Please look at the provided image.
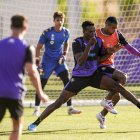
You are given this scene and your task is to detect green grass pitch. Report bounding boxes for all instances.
[0,106,140,140]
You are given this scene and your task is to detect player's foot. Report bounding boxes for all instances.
[96,113,106,129]
[68,107,82,115]
[32,109,40,117]
[100,99,118,114]
[28,123,38,132]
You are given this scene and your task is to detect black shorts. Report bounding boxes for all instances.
[98,66,115,78]
[64,70,104,94]
[0,98,23,121]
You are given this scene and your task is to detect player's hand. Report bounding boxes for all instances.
[37,65,44,76]
[88,36,97,46]
[36,57,40,66]
[39,92,49,103]
[58,55,66,64]
[106,43,122,54]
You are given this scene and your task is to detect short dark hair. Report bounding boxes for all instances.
[53,11,65,20]
[105,16,118,25]
[82,21,94,30]
[11,14,28,29]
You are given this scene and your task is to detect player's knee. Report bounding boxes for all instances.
[120,73,127,85]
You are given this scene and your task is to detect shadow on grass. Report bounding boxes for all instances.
[1,129,140,136]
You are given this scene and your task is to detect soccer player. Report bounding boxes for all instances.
[0,15,48,140]
[96,16,140,129]
[28,21,140,132]
[33,11,81,116]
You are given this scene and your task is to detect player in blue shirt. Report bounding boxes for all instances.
[0,15,48,140]
[28,21,140,132]
[33,11,81,116]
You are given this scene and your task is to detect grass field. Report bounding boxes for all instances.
[0,106,140,140]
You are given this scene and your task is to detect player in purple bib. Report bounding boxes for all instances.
[0,14,48,140]
[28,21,140,132]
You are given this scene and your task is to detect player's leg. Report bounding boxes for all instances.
[58,70,82,115]
[96,67,126,128]
[101,69,127,114]
[10,117,23,140]
[0,98,7,122]
[28,76,89,131]
[33,63,54,116]
[8,99,23,140]
[99,74,140,108]
[33,78,48,116]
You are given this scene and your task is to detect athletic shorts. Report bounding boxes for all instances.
[0,98,23,121]
[41,62,68,79]
[98,66,115,78]
[64,70,104,94]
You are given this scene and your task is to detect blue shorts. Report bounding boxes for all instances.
[41,62,68,79]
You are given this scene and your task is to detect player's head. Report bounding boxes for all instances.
[105,16,118,35]
[53,11,65,29]
[11,14,28,37]
[11,15,28,38]
[82,21,95,39]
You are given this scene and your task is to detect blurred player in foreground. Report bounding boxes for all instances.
[0,14,48,140]
[28,21,140,132]
[96,16,140,129]
[33,11,81,116]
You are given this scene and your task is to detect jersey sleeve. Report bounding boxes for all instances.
[38,30,48,44]
[72,39,83,55]
[117,30,129,45]
[65,29,70,42]
[24,45,35,64]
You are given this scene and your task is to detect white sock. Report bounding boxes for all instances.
[35,106,40,110]
[68,106,73,109]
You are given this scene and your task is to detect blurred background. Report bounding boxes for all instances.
[0,0,140,104]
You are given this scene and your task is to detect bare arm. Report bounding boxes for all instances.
[36,43,43,66]
[25,46,49,102]
[63,41,69,58]
[98,43,122,63]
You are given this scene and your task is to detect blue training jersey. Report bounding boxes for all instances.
[0,37,30,99]
[38,27,70,63]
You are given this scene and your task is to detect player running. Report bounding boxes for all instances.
[96,16,140,129]
[28,21,140,132]
[0,14,48,140]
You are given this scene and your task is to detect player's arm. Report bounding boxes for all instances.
[97,41,118,63]
[63,29,70,59]
[63,40,69,59]
[98,47,113,63]
[36,43,43,66]
[24,45,49,102]
[73,37,97,66]
[36,30,48,65]
[118,31,140,56]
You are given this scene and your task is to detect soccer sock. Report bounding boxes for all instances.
[35,106,40,110]
[68,106,73,109]
[136,104,140,109]
[33,117,42,126]
[67,99,72,106]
